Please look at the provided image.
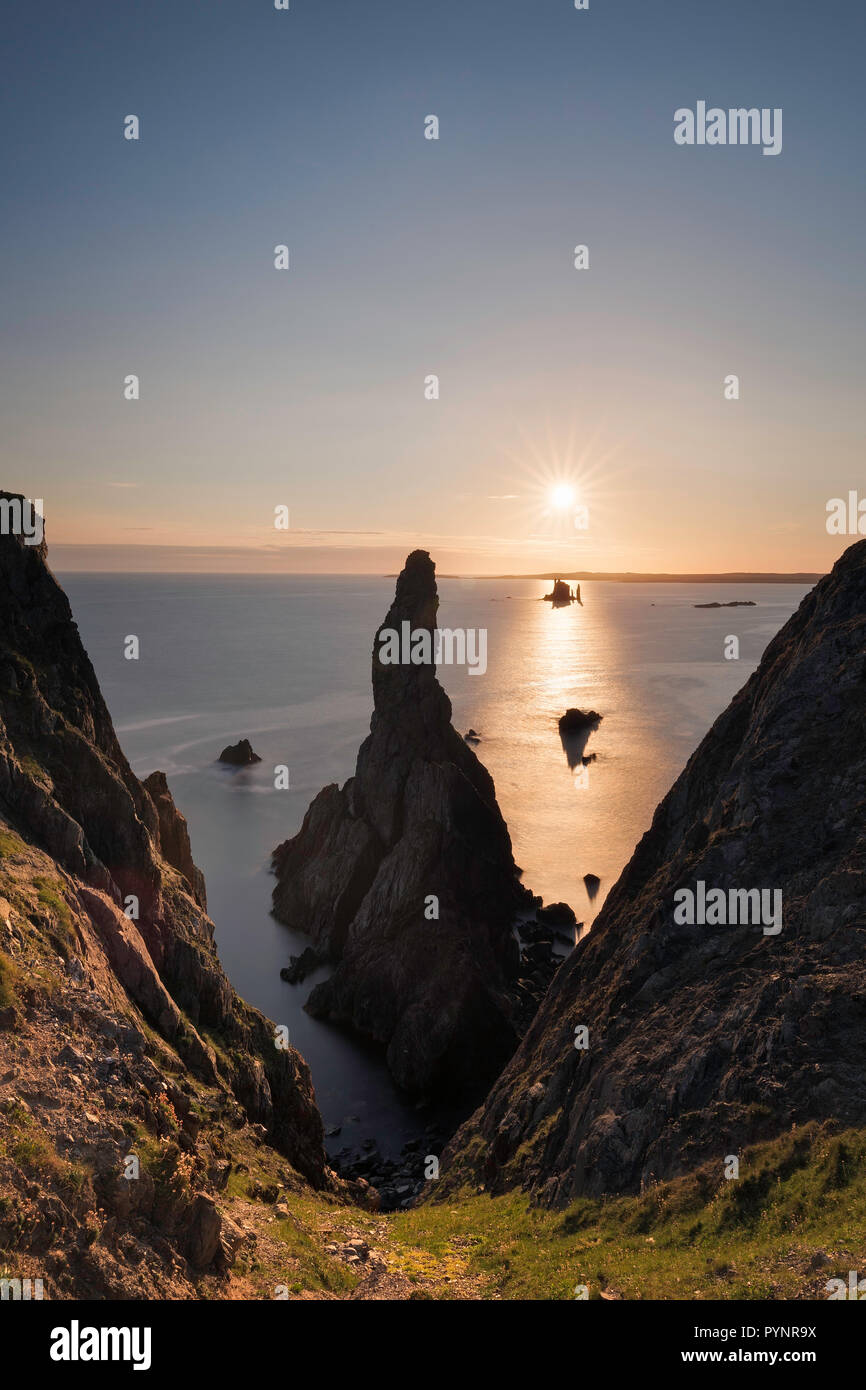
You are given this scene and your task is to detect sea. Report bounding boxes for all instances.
[60,573,810,1158]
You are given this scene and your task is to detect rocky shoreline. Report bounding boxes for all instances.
[329,1125,453,1212]
[283,893,574,1210]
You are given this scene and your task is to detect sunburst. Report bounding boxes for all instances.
[501,419,632,548]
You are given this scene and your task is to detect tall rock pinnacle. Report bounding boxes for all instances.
[272,550,531,1101]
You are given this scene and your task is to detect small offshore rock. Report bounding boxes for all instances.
[280,946,322,984]
[558,708,602,734]
[217,739,261,766]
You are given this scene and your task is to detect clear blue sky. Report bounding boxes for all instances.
[3,0,864,571]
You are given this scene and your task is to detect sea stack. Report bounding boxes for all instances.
[271,550,532,1100]
[543,578,574,606]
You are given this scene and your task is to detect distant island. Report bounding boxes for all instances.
[385,570,823,583]
[542,578,581,606]
[694,600,757,608]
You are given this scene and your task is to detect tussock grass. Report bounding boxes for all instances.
[0,951,21,1011]
[392,1124,866,1300]
[0,830,25,861]
[0,1100,88,1193]
[32,875,76,952]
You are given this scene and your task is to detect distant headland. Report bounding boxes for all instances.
[386,570,824,583]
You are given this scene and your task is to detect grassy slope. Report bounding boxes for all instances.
[3,824,864,1300]
[390,1124,866,1299]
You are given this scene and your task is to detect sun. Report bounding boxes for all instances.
[549,484,576,512]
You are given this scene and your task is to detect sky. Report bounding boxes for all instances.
[2,0,864,574]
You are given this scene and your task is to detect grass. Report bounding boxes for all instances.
[209,1143,360,1297]
[0,951,21,1011]
[390,1123,866,1300]
[0,830,25,861]
[32,875,75,951]
[271,1214,359,1296]
[0,1101,88,1193]
[131,1130,196,1196]
[19,755,50,787]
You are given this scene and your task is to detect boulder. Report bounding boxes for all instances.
[185,1193,223,1269]
[537,902,577,927]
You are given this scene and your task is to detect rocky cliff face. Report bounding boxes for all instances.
[440,540,866,1204]
[141,771,208,912]
[0,495,331,1291]
[272,550,534,1101]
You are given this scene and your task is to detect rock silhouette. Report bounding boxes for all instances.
[271,550,535,1101]
[558,709,602,770]
[217,739,261,766]
[542,578,576,606]
[558,709,602,733]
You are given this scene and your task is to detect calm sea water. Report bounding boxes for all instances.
[61,573,810,1156]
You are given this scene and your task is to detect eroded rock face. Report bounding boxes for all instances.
[142,771,207,910]
[0,495,326,1188]
[272,550,530,1101]
[440,540,866,1205]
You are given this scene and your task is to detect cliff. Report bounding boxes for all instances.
[272,550,540,1101]
[0,495,330,1295]
[439,539,866,1204]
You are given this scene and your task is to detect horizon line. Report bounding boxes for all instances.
[46,541,826,584]
[52,566,825,584]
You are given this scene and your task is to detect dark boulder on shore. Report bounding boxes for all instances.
[217,738,261,766]
[271,549,535,1103]
[537,901,577,927]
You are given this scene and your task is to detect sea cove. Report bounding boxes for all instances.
[62,571,809,1160]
